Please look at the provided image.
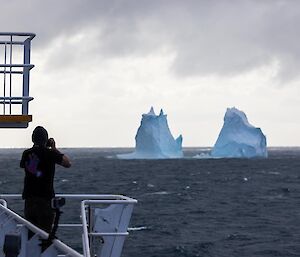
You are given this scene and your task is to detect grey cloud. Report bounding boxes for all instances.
[169,0,300,82]
[2,0,300,82]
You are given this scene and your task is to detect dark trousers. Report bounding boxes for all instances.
[24,197,54,233]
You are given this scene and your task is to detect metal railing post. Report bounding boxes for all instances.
[9,35,12,114]
[22,38,31,115]
[3,42,7,114]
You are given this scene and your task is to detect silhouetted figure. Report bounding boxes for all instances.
[20,126,71,234]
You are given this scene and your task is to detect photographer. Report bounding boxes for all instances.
[20,126,71,233]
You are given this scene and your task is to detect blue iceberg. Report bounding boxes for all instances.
[211,107,267,158]
[117,107,183,159]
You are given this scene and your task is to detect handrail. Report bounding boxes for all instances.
[0,204,83,257]
[0,199,7,207]
[89,232,128,236]
[0,41,27,45]
[0,194,137,201]
[0,97,34,100]
[0,64,34,69]
[80,198,137,257]
[0,32,36,40]
[81,201,91,257]
[0,194,137,257]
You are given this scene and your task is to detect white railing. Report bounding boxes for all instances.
[80,197,137,257]
[0,32,35,116]
[0,194,137,257]
[0,202,82,257]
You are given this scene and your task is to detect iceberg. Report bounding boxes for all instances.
[117,107,183,159]
[211,107,267,158]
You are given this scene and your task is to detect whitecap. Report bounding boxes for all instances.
[268,171,280,175]
[128,226,148,231]
[149,191,170,195]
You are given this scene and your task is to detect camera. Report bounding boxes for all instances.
[51,197,66,209]
[46,139,51,148]
[46,138,55,148]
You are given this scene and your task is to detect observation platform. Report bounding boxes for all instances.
[0,32,35,128]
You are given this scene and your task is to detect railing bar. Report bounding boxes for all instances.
[0,101,22,104]
[87,204,92,255]
[58,224,83,227]
[83,199,137,204]
[16,223,82,228]
[0,96,33,99]
[82,234,88,257]
[0,32,36,37]
[81,201,91,257]
[0,99,33,105]
[0,64,34,68]
[9,35,12,114]
[89,232,128,236]
[0,199,7,207]
[0,194,137,202]
[3,42,6,115]
[0,71,23,74]
[0,41,25,45]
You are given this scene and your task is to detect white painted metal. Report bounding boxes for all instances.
[0,200,7,207]
[81,198,136,257]
[0,204,83,257]
[0,194,137,257]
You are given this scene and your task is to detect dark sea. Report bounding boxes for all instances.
[0,147,300,257]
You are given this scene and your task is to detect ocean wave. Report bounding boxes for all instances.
[147,191,171,195]
[128,226,148,231]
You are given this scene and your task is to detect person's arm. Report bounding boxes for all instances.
[20,151,26,168]
[61,154,71,168]
[47,138,71,168]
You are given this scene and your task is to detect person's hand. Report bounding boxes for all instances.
[47,138,56,149]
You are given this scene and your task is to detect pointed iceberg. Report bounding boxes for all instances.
[117,107,183,159]
[211,107,267,158]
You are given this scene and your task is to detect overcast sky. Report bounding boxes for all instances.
[0,0,299,147]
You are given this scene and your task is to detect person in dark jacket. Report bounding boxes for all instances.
[20,126,71,233]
